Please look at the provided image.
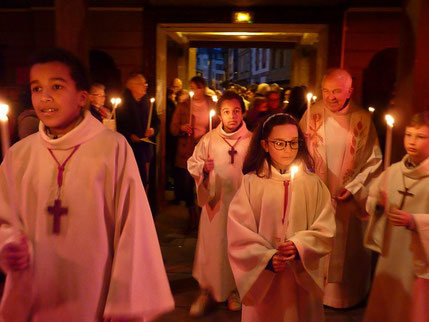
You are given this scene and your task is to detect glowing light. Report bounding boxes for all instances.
[368,106,375,113]
[150,97,155,103]
[189,91,194,98]
[0,103,9,121]
[385,114,395,128]
[233,11,253,23]
[212,95,218,103]
[290,165,299,181]
[306,93,313,102]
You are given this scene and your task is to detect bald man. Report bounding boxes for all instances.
[300,68,382,308]
[116,73,159,189]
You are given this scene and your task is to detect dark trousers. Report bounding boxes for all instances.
[173,167,195,207]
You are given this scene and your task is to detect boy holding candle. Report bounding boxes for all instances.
[187,90,252,317]
[364,111,429,322]
[0,48,174,321]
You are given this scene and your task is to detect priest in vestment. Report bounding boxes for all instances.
[364,113,429,322]
[228,162,335,322]
[300,68,382,308]
[187,91,252,315]
[0,111,174,321]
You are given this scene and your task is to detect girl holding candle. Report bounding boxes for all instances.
[227,113,336,322]
[187,90,252,317]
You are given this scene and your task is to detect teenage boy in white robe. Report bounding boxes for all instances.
[228,113,336,322]
[0,48,174,322]
[364,111,429,322]
[187,90,252,317]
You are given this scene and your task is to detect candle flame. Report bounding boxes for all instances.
[290,165,299,180]
[312,95,317,102]
[150,97,155,103]
[111,98,121,107]
[212,95,218,103]
[385,114,395,127]
[189,91,194,98]
[306,93,313,102]
[368,106,375,113]
[0,103,9,118]
[209,109,216,117]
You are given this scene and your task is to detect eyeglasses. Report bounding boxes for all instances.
[267,139,302,150]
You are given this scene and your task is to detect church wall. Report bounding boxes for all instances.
[342,10,402,105]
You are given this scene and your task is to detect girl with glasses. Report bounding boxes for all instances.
[227,113,336,322]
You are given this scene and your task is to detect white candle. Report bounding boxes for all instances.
[147,98,155,132]
[384,114,395,170]
[189,91,194,124]
[209,109,216,132]
[0,103,10,157]
[306,92,313,133]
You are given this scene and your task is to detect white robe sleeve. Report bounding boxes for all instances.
[364,170,388,254]
[103,141,174,320]
[227,176,278,306]
[412,214,429,279]
[287,178,336,296]
[0,151,34,322]
[344,122,383,203]
[187,134,215,206]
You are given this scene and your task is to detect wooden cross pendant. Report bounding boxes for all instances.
[398,188,414,210]
[228,147,238,164]
[47,199,68,234]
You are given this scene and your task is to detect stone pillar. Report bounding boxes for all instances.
[55,0,89,64]
[391,0,429,162]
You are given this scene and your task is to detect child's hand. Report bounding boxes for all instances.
[130,134,141,143]
[277,240,298,260]
[272,253,288,273]
[0,236,30,271]
[203,159,214,174]
[336,188,352,201]
[180,124,193,135]
[144,128,155,138]
[387,207,415,229]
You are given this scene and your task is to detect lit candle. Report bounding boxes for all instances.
[189,91,194,124]
[312,95,317,103]
[209,109,216,132]
[368,106,375,114]
[146,98,155,132]
[384,114,395,170]
[0,103,10,157]
[110,97,122,119]
[212,95,218,103]
[290,165,299,181]
[306,92,313,133]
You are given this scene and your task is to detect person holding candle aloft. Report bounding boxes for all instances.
[170,76,215,229]
[227,113,335,322]
[0,48,174,321]
[299,68,383,308]
[364,111,429,322]
[116,73,159,190]
[187,90,252,317]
